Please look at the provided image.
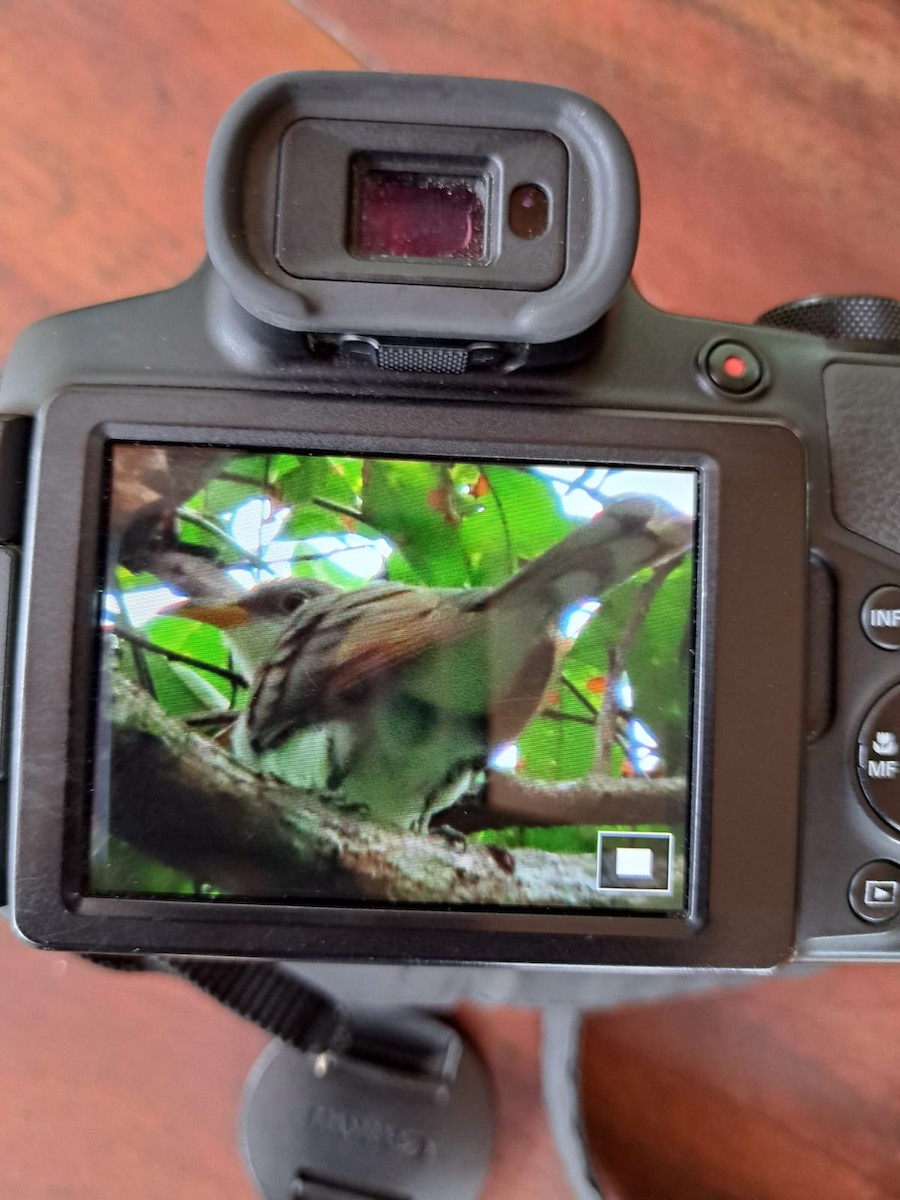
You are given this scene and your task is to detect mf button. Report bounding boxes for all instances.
[849,861,900,923]
[861,586,900,649]
[858,685,900,829]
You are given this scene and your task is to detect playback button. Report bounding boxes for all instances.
[849,861,900,923]
[857,685,900,830]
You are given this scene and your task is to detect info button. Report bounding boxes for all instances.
[861,586,900,649]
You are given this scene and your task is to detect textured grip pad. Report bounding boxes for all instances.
[824,364,900,554]
[761,296,900,345]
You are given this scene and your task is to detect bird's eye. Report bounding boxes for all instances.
[279,592,306,614]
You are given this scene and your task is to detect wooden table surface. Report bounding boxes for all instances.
[2,3,900,1197]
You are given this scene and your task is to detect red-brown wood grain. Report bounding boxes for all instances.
[2,2,900,1198]
[0,924,264,1199]
[0,0,357,353]
[0,924,571,1199]
[293,0,900,322]
[582,966,900,1199]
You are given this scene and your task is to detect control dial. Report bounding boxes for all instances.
[756,295,900,350]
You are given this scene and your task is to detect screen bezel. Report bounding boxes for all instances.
[11,387,807,967]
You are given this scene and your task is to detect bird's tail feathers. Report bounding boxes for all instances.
[484,496,693,616]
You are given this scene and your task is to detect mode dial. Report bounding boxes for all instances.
[756,295,900,351]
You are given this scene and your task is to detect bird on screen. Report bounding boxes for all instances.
[172,497,692,831]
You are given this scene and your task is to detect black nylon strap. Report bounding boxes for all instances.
[160,958,352,1056]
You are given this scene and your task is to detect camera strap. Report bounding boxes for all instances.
[160,957,352,1057]
[158,957,495,1200]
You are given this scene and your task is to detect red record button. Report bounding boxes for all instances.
[703,340,764,396]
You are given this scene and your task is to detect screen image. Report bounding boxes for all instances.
[91,446,698,914]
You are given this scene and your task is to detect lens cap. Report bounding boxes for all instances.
[240,1015,493,1200]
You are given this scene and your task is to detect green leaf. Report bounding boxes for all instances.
[293,544,372,591]
[91,836,199,896]
[482,466,579,559]
[362,459,470,587]
[143,615,230,669]
[625,558,694,774]
[174,518,225,553]
[204,480,265,515]
[457,465,581,588]
[326,456,364,499]
[114,566,160,592]
[220,453,270,483]
[270,454,304,481]
[136,615,235,716]
[169,662,231,711]
[319,459,365,511]
[516,710,596,783]
[278,458,331,508]
[458,487,514,587]
[566,570,649,670]
[144,656,210,717]
[472,825,599,854]
[385,552,425,585]
[283,504,348,540]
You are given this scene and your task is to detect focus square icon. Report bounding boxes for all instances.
[596,832,674,895]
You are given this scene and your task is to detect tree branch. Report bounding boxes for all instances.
[592,558,680,776]
[112,626,247,688]
[441,771,686,833]
[312,496,364,522]
[175,507,272,570]
[108,676,679,907]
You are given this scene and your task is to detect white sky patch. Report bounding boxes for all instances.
[229,498,291,551]
[559,598,601,639]
[584,468,609,490]
[550,480,604,522]
[263,539,300,568]
[535,464,697,523]
[598,470,696,516]
[489,742,519,772]
[118,585,184,628]
[110,509,395,625]
[632,746,662,775]
[620,720,661,775]
[630,719,659,749]
[616,675,635,710]
[304,533,393,581]
[226,567,271,591]
[534,466,589,483]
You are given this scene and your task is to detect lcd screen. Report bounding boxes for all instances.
[89,446,698,914]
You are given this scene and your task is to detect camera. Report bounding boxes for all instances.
[4,71,900,973]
